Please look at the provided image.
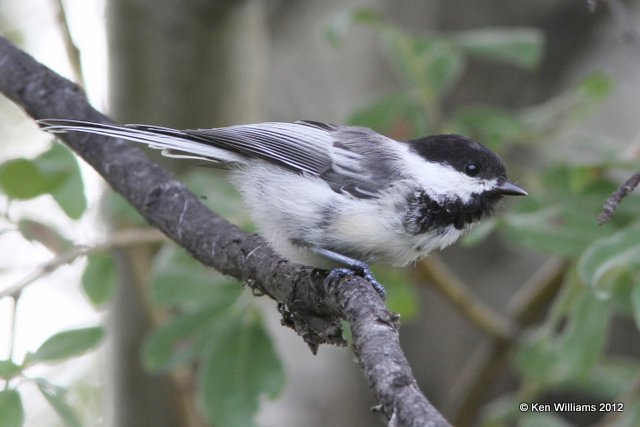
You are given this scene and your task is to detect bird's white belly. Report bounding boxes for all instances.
[232,164,467,268]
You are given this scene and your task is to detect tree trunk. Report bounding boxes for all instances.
[104,1,266,426]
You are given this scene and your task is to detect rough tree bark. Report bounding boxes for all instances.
[0,36,451,427]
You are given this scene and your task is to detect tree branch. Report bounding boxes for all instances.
[446,257,567,425]
[0,228,165,299]
[0,36,450,426]
[597,170,640,225]
[415,255,515,341]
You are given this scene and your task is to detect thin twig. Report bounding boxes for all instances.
[53,0,85,86]
[415,254,515,342]
[3,295,18,390]
[7,296,18,359]
[0,228,165,299]
[597,170,640,225]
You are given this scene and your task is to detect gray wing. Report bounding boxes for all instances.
[39,119,399,199]
[182,121,335,175]
[315,124,400,199]
[186,120,399,199]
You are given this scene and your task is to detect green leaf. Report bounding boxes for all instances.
[578,227,640,295]
[324,8,385,48]
[18,218,73,254]
[150,246,242,307]
[349,7,385,26]
[502,164,616,257]
[200,314,284,427]
[556,291,611,378]
[514,280,612,388]
[81,254,116,307]
[143,308,216,371]
[0,389,24,427]
[454,27,544,70]
[371,267,419,320]
[604,270,637,315]
[570,357,640,400]
[503,206,602,257]
[514,330,561,387]
[36,379,82,427]
[0,142,86,219]
[30,326,104,363]
[348,91,429,138]
[35,142,87,219]
[446,106,525,150]
[386,281,420,321]
[145,246,244,370]
[385,32,464,99]
[0,360,22,380]
[0,158,65,199]
[577,71,612,104]
[142,299,239,372]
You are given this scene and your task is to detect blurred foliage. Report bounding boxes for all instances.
[81,253,116,307]
[0,389,24,427]
[0,140,98,426]
[2,5,640,427]
[328,7,640,427]
[143,247,284,427]
[327,8,545,136]
[0,138,283,427]
[0,142,86,218]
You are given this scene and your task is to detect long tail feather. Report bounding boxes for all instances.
[38,119,246,164]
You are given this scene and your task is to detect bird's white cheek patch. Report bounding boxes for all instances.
[411,162,497,203]
[392,144,499,202]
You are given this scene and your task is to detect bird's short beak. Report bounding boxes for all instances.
[499,180,528,196]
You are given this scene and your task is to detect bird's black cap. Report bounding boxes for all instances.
[408,134,507,181]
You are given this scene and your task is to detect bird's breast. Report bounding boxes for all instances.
[402,190,498,235]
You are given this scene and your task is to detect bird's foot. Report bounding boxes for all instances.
[304,245,387,299]
[326,266,386,300]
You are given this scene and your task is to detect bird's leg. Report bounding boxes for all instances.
[310,247,386,299]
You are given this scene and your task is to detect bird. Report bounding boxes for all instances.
[38,119,527,298]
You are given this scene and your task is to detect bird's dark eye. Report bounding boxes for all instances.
[464,162,480,177]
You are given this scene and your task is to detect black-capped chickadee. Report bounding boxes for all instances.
[39,119,527,298]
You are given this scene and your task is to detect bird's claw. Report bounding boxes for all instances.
[326,267,387,300]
